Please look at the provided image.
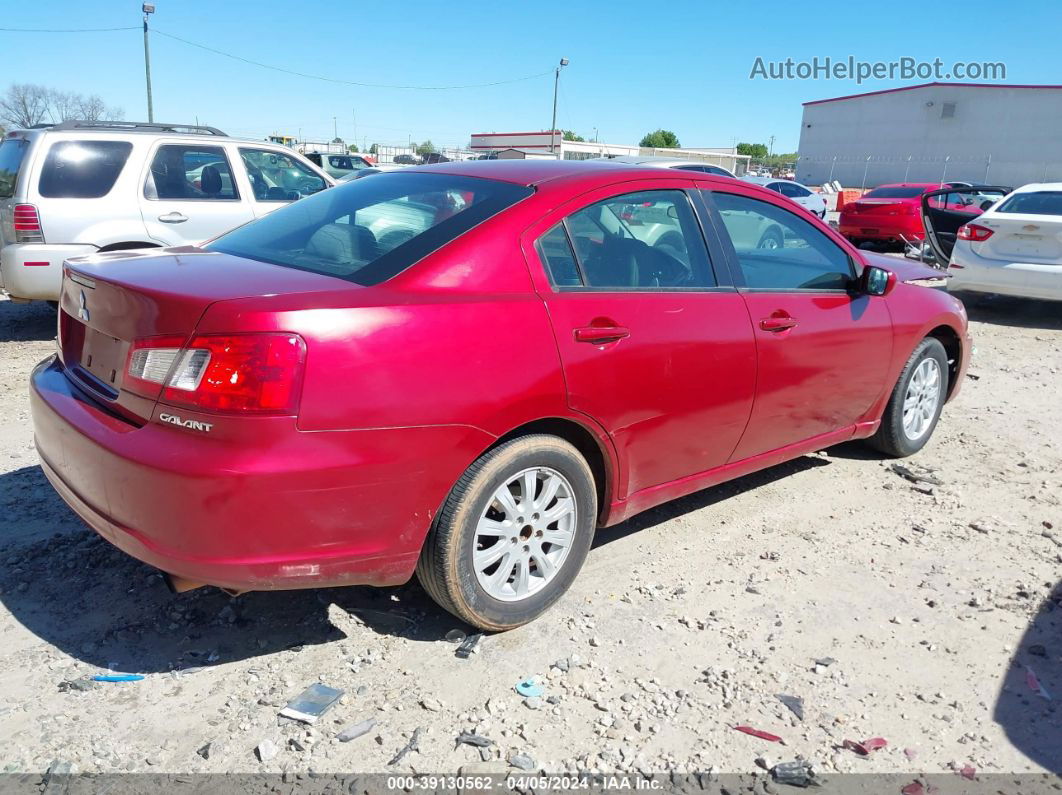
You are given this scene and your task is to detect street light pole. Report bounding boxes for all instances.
[142,3,155,122]
[550,57,569,155]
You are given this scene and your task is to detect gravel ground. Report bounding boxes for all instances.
[0,288,1059,780]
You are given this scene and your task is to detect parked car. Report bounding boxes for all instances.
[838,183,956,248]
[336,165,402,182]
[393,154,419,165]
[594,154,736,178]
[742,176,827,218]
[0,120,333,303]
[922,182,1061,301]
[31,160,969,630]
[303,152,374,179]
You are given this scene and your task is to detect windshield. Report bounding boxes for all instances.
[995,191,1062,216]
[0,138,29,199]
[863,186,927,199]
[207,172,532,286]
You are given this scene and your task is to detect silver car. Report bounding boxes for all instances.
[0,120,332,303]
[741,176,827,219]
[593,154,736,178]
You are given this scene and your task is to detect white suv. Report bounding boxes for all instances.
[0,120,333,302]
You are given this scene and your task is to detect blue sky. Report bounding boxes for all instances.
[0,1,1052,152]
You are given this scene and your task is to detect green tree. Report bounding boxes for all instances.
[639,129,680,148]
[562,130,585,142]
[348,143,359,153]
[368,143,378,155]
[736,142,769,159]
[415,139,435,156]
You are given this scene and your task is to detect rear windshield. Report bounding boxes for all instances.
[207,172,533,286]
[39,140,133,198]
[863,186,926,199]
[995,191,1062,216]
[0,138,29,199]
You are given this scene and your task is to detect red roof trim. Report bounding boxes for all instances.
[470,131,559,138]
[803,82,1062,106]
[470,144,554,150]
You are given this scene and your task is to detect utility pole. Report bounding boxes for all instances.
[142,3,155,122]
[333,116,338,141]
[768,135,775,157]
[550,57,569,155]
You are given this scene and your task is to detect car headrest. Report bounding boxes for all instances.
[200,165,222,196]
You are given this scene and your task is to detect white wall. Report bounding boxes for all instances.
[796,85,1062,188]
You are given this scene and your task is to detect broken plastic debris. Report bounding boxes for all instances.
[456,633,482,659]
[388,727,423,766]
[515,678,544,698]
[337,718,377,743]
[1025,665,1052,700]
[890,464,943,486]
[278,683,343,724]
[91,674,144,683]
[842,737,887,756]
[732,725,784,744]
[958,764,976,780]
[770,759,815,787]
[776,693,805,721]
[456,732,493,748]
[814,657,837,667]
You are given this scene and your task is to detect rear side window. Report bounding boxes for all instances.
[207,172,532,286]
[146,145,239,200]
[0,138,29,199]
[995,191,1062,216]
[38,140,132,199]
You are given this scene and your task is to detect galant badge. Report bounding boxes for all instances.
[158,413,213,433]
[77,290,90,323]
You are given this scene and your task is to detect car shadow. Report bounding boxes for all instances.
[992,578,1062,773]
[0,298,56,342]
[955,291,1062,331]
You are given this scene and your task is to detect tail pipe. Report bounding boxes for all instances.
[162,572,246,598]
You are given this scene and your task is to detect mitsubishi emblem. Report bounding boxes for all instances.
[77,290,90,323]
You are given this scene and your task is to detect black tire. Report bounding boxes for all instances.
[756,227,784,249]
[867,337,949,458]
[416,435,597,631]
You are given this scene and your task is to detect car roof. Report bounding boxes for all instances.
[402,158,722,186]
[1010,182,1062,193]
[869,182,940,189]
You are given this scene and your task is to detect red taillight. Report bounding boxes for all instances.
[126,333,306,414]
[13,204,44,243]
[957,223,994,242]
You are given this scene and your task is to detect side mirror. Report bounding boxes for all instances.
[979,199,995,211]
[858,265,894,296]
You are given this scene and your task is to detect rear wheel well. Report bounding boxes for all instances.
[926,325,962,399]
[490,418,609,522]
[97,242,160,253]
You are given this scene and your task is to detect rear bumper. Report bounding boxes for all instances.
[838,222,923,242]
[948,247,1062,302]
[30,355,490,591]
[1,243,96,301]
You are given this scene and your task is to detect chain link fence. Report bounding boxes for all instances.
[796,154,1062,190]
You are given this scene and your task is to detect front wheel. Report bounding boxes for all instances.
[416,435,597,631]
[866,337,949,457]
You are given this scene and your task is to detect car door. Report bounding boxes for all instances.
[776,181,819,215]
[921,185,1012,262]
[705,188,894,461]
[234,146,330,218]
[521,180,757,499]
[138,141,256,247]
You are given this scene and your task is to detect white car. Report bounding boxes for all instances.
[742,176,827,218]
[945,183,1062,302]
[592,155,736,178]
[0,120,333,303]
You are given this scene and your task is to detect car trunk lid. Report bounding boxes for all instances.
[58,247,359,423]
[974,213,1062,263]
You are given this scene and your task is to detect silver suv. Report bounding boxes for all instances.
[0,120,333,302]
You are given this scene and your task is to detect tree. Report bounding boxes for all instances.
[562,130,584,142]
[368,143,378,155]
[639,129,680,148]
[415,139,435,156]
[736,142,769,159]
[0,83,50,129]
[348,143,359,153]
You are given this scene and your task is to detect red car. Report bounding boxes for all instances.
[31,161,970,630]
[838,182,943,247]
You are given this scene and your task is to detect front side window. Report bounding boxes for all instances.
[995,191,1062,216]
[146,145,238,200]
[239,148,326,201]
[207,172,532,286]
[0,138,29,199]
[711,192,854,291]
[39,140,133,199]
[538,190,715,289]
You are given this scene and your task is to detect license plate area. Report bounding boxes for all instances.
[72,328,127,397]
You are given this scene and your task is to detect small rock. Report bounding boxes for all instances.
[256,739,278,762]
[509,753,536,771]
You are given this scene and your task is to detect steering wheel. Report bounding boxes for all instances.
[649,240,693,286]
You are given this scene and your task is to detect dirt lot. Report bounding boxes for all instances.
[0,287,1059,780]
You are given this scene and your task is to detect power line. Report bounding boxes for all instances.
[152,29,553,91]
[0,25,139,32]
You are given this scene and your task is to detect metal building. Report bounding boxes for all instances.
[796,82,1062,188]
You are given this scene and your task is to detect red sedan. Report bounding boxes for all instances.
[31,160,969,630]
[838,182,943,247]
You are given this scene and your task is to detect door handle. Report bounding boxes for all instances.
[760,316,798,332]
[574,325,630,344]
[158,212,188,224]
